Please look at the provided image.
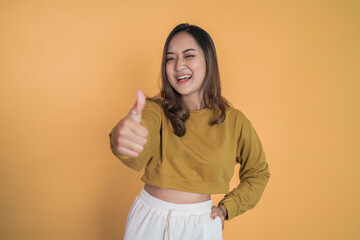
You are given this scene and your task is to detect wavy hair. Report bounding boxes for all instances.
[148,23,230,137]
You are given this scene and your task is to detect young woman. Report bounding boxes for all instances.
[109,23,270,240]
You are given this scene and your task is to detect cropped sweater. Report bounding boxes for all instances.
[109,100,270,220]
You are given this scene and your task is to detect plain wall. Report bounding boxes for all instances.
[1,0,359,239]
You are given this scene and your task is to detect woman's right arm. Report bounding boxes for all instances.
[110,90,148,158]
[109,91,162,171]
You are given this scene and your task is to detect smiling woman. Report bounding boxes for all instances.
[155,24,230,137]
[165,32,207,108]
[109,23,270,240]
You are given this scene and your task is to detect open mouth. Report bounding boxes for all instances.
[176,74,192,83]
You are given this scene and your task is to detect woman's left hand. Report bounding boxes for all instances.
[211,204,228,230]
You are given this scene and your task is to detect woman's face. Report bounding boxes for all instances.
[165,32,206,105]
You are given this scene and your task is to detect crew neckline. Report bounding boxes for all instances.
[189,107,212,116]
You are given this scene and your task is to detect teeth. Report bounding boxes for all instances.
[177,75,192,80]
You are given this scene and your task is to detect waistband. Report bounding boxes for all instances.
[137,187,213,216]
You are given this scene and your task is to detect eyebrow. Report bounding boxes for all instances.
[166,48,196,55]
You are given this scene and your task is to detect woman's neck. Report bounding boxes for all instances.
[182,95,205,111]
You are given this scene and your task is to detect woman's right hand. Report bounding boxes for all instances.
[110,90,149,158]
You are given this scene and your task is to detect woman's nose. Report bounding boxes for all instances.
[175,59,185,71]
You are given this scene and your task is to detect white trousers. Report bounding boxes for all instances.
[123,188,223,240]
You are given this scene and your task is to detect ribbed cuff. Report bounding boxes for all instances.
[218,196,239,220]
[109,133,143,171]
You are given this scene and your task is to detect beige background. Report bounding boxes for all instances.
[1,0,359,239]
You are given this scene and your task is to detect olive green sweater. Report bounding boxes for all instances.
[109,100,270,220]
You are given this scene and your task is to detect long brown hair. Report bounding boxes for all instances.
[149,23,230,137]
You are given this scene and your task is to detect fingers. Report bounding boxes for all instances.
[211,206,225,230]
[211,207,221,219]
[111,90,148,158]
[114,118,148,154]
[129,90,146,123]
[114,134,146,157]
[122,116,149,138]
[135,90,146,115]
[116,139,144,158]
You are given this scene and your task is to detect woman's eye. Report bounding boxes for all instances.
[185,55,195,58]
[166,57,175,62]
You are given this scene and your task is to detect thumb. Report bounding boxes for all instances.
[129,90,146,123]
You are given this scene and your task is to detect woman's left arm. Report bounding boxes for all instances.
[218,122,270,220]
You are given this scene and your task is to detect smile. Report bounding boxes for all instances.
[176,74,192,82]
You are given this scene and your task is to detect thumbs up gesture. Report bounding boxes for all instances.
[110,90,149,158]
[128,90,146,123]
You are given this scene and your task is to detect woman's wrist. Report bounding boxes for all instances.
[218,204,228,219]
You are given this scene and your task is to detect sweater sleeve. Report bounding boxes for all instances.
[219,121,270,220]
[109,100,162,171]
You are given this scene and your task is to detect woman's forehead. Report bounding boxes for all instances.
[167,32,200,53]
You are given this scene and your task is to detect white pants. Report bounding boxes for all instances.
[124,188,223,240]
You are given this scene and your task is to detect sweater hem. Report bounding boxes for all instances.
[141,172,230,194]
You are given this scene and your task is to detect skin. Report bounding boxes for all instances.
[111,32,228,230]
[165,31,207,111]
